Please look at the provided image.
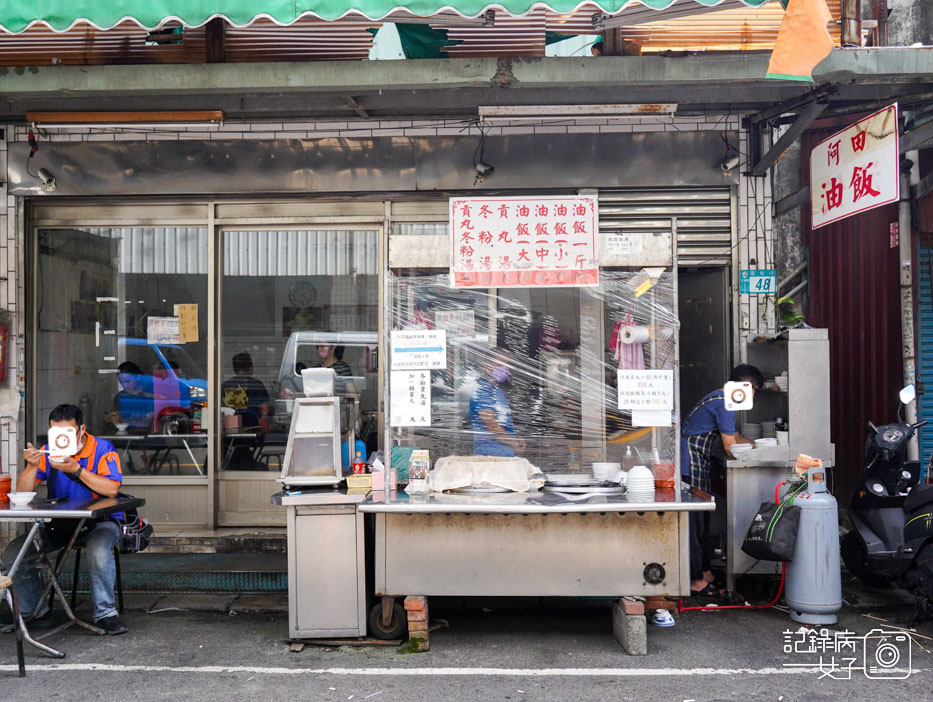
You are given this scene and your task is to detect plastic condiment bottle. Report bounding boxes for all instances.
[352,451,366,475]
[622,446,636,473]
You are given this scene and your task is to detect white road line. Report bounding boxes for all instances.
[0,664,828,676]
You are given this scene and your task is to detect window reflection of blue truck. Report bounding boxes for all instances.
[116,338,207,433]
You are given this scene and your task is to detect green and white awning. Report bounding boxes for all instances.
[2,1,772,33]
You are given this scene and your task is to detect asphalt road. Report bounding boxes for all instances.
[2,597,930,701]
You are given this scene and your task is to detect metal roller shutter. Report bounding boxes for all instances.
[917,243,933,481]
[598,187,733,266]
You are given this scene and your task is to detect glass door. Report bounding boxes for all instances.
[218,227,380,525]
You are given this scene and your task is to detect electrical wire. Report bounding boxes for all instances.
[677,479,805,614]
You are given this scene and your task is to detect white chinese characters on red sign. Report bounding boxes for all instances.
[449,196,598,288]
[810,103,899,230]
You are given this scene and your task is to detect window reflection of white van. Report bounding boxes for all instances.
[274,331,378,424]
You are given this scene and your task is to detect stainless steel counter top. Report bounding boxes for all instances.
[359,488,714,514]
[271,489,368,507]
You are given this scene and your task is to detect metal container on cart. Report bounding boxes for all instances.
[274,385,368,640]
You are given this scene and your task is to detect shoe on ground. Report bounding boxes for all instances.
[0,605,55,629]
[95,615,128,635]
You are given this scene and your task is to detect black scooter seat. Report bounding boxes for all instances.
[904,483,933,513]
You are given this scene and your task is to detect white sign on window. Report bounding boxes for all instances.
[390,371,431,427]
[435,309,475,338]
[618,370,674,411]
[147,317,180,344]
[811,103,899,229]
[604,233,645,256]
[391,330,447,370]
[449,196,599,288]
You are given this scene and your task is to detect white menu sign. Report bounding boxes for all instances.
[391,329,447,370]
[617,370,674,411]
[147,317,180,344]
[450,195,598,288]
[811,103,899,229]
[390,371,431,427]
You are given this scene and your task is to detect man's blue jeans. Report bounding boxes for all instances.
[1,520,121,622]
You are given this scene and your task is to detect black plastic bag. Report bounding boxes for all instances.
[742,496,801,562]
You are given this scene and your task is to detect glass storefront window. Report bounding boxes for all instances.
[220,229,380,472]
[34,227,209,477]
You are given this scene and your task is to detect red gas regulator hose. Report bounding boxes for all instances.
[677,479,795,614]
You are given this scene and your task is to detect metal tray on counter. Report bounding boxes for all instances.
[542,485,626,495]
[447,485,513,494]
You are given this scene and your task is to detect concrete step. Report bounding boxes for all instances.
[62,552,288,594]
[146,527,286,554]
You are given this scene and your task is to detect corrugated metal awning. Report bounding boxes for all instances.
[0,1,829,65]
[1,1,773,33]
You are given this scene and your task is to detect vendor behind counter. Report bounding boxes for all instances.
[469,352,526,457]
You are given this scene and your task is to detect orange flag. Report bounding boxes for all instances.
[766,0,834,82]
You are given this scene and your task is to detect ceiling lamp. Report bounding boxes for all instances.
[26,111,225,129]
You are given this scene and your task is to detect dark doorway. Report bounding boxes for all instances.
[678,267,731,414]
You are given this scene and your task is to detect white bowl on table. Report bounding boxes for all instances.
[8,492,36,507]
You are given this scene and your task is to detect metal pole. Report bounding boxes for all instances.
[900,158,919,460]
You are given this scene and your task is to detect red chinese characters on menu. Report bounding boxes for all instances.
[449,196,599,288]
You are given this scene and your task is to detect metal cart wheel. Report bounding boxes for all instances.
[368,601,406,640]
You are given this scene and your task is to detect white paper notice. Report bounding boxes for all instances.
[391,329,447,370]
[390,371,431,427]
[435,309,475,338]
[617,370,674,411]
[147,317,180,344]
[632,409,673,427]
[604,233,645,256]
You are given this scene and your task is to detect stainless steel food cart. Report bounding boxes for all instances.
[362,489,714,597]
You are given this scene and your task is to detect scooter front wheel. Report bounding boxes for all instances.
[841,530,893,588]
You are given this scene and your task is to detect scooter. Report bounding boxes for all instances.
[842,385,933,619]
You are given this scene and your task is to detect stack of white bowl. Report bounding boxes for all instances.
[741,422,762,440]
[754,437,778,449]
[775,373,789,392]
[731,443,755,456]
[760,420,778,439]
[775,430,789,446]
[626,465,656,502]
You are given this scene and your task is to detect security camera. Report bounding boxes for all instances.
[720,155,740,173]
[37,167,56,192]
[475,161,494,180]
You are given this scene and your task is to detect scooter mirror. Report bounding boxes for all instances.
[899,385,916,406]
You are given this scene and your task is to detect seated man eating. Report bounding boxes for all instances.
[1,404,127,635]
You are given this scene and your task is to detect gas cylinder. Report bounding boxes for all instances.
[785,470,842,625]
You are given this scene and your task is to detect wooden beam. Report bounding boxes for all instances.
[751,101,827,177]
[26,110,224,124]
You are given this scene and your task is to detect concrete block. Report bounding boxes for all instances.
[612,602,647,656]
[620,597,645,616]
[404,595,427,611]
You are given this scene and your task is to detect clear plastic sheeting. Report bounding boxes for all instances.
[387,270,680,479]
